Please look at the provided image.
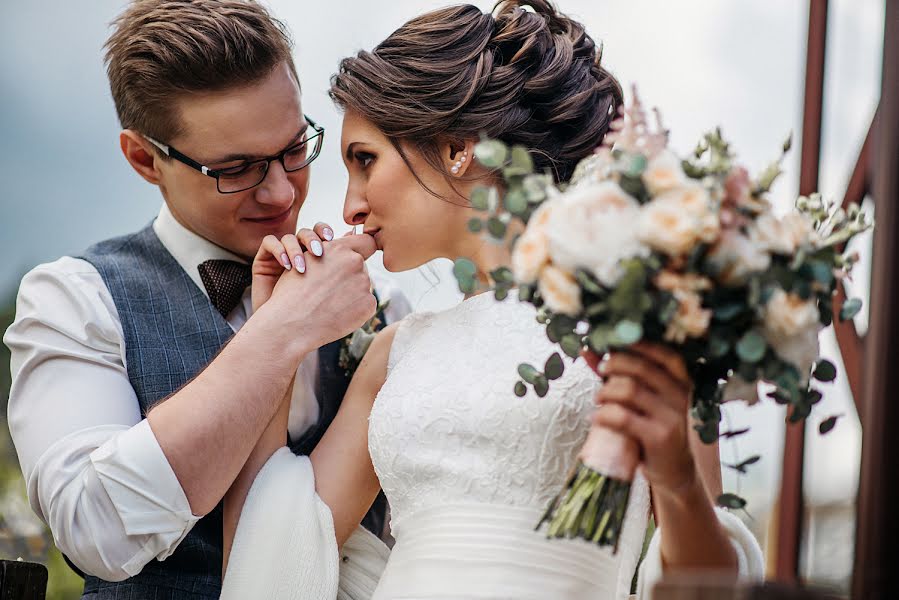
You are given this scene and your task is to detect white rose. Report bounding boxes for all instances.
[763,289,820,339]
[770,327,821,384]
[642,150,688,195]
[546,181,649,286]
[722,375,761,406]
[750,212,817,255]
[637,182,719,257]
[538,265,583,316]
[761,289,821,382]
[511,201,555,284]
[706,229,772,286]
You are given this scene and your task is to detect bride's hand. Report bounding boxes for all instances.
[251,222,335,312]
[584,343,698,496]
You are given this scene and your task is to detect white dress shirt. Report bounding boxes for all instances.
[4,204,409,582]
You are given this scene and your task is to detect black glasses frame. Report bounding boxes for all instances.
[143,115,325,194]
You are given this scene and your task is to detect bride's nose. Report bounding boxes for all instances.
[343,186,369,226]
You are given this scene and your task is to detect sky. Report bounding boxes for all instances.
[0,0,885,577]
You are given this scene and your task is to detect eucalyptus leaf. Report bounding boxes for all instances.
[509,145,534,174]
[736,331,766,363]
[721,428,750,439]
[453,258,477,279]
[514,381,528,398]
[561,334,583,359]
[518,363,539,385]
[470,187,491,211]
[475,139,509,168]
[716,493,747,510]
[587,326,612,354]
[545,353,564,380]
[813,359,837,382]
[467,218,483,233]
[491,266,514,284]
[726,455,761,474]
[819,414,840,434]
[533,374,549,398]
[614,320,643,345]
[839,298,863,322]
[487,216,507,239]
[505,189,528,215]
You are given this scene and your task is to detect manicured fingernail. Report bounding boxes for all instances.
[311,240,323,257]
[598,354,610,374]
[294,255,306,273]
[323,228,334,241]
[280,253,292,270]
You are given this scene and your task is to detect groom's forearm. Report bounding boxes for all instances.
[147,303,314,516]
[222,384,292,576]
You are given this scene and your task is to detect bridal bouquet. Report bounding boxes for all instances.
[454,88,872,549]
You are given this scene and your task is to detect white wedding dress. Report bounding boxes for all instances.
[367,291,651,599]
[223,291,763,600]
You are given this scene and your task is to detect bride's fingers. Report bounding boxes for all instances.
[629,342,690,386]
[592,403,664,450]
[596,375,681,422]
[601,352,689,405]
[312,222,335,242]
[256,234,292,272]
[280,234,306,273]
[297,228,325,257]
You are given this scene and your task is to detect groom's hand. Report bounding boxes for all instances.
[263,232,379,351]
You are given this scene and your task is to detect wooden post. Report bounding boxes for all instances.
[774,0,828,583]
[0,560,48,600]
[851,0,899,596]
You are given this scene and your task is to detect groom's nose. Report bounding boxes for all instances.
[343,188,369,226]
[254,161,297,208]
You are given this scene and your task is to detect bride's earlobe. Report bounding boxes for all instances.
[450,150,468,175]
[448,142,475,177]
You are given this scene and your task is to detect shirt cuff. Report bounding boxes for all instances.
[91,419,200,541]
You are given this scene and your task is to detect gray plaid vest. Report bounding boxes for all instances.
[77,223,385,599]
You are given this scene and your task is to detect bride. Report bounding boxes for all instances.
[222,2,763,598]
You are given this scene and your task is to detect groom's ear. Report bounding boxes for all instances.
[120,130,163,186]
[443,139,476,178]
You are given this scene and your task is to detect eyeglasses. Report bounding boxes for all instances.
[143,115,325,194]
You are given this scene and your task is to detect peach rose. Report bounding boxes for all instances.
[538,265,583,316]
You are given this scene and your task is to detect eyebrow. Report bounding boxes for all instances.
[344,141,363,163]
[208,124,308,165]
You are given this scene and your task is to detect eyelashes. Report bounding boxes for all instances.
[354,151,375,169]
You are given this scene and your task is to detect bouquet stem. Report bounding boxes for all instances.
[538,425,639,551]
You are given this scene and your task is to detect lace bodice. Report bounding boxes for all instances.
[368,292,651,599]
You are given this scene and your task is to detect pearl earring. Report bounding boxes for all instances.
[451,151,468,175]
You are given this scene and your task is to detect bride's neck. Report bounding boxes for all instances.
[454,232,513,298]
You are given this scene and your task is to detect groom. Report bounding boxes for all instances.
[4,1,402,599]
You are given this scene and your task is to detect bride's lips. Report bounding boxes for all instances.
[243,205,294,226]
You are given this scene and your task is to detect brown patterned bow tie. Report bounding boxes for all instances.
[198,259,252,318]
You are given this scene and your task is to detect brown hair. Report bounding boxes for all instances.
[104,0,298,144]
[329,0,623,191]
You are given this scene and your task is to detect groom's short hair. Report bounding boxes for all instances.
[104,0,298,145]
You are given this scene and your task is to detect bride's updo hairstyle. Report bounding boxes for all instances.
[330,0,622,190]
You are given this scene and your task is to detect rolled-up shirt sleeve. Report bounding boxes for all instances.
[4,259,199,581]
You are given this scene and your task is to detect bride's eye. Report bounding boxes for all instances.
[354,151,375,170]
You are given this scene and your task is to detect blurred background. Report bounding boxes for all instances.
[0,1,883,597]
